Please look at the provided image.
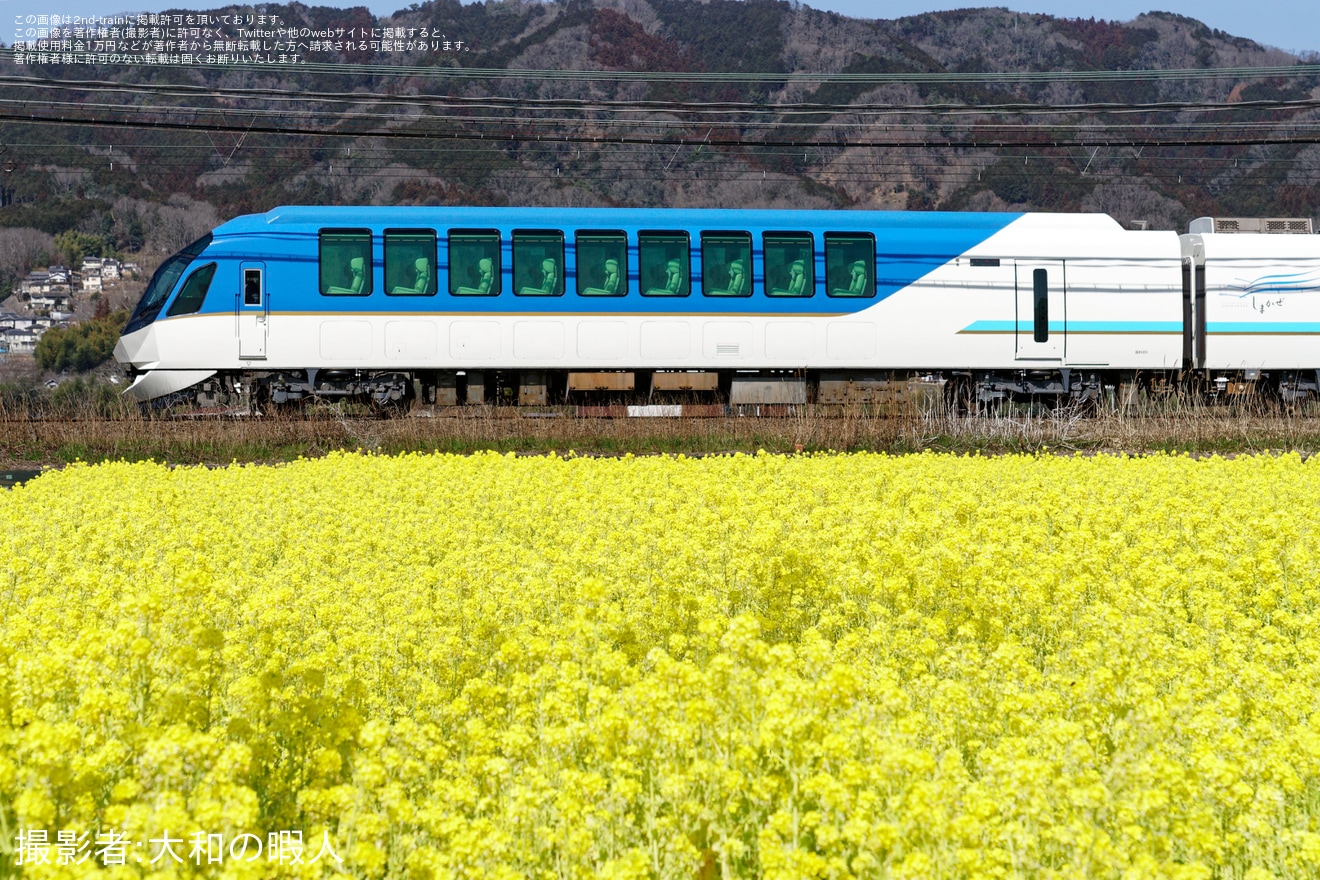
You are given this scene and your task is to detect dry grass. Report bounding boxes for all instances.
[3,398,1320,468]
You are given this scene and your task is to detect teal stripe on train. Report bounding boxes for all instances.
[1207,322,1320,334]
[961,320,1320,334]
[959,321,1182,334]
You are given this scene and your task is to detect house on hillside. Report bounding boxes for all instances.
[20,265,79,305]
[19,270,50,295]
[0,312,36,331]
[82,257,104,292]
[45,266,74,288]
[28,290,71,313]
[1,327,37,354]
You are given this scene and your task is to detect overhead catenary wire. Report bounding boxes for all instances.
[4,96,1319,137]
[1,52,1317,202]
[4,50,1318,84]
[27,137,1320,187]
[3,71,1320,119]
[1,59,1316,157]
[2,106,1318,150]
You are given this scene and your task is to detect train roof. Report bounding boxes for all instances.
[1193,232,1320,257]
[211,206,1130,236]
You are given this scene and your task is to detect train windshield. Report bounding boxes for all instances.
[124,233,213,334]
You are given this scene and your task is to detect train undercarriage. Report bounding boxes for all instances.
[163,366,1320,416]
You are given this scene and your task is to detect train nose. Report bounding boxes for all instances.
[114,325,158,367]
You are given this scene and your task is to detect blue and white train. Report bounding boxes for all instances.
[112,206,1320,409]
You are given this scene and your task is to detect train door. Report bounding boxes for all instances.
[1015,260,1064,360]
[238,262,267,359]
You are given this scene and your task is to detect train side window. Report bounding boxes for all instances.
[320,229,373,296]
[385,229,437,296]
[639,231,690,296]
[1033,268,1049,342]
[764,232,814,297]
[514,230,565,296]
[166,262,217,317]
[450,230,502,296]
[576,231,627,296]
[825,232,875,298]
[701,231,751,297]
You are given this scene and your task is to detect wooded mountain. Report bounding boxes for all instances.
[1,0,1317,272]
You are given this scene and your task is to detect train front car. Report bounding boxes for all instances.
[114,231,222,403]
[114,212,311,409]
[110,205,1196,412]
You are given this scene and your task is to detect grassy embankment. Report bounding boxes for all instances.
[3,395,1320,467]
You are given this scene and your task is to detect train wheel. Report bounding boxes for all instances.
[370,382,414,418]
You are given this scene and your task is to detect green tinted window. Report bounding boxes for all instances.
[764,232,813,297]
[320,229,372,296]
[166,262,217,317]
[701,231,751,297]
[576,231,627,296]
[385,229,436,296]
[514,230,564,296]
[449,230,501,296]
[640,231,689,297]
[825,232,875,298]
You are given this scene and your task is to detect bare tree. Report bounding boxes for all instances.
[1081,180,1187,231]
[0,227,55,283]
[147,196,221,254]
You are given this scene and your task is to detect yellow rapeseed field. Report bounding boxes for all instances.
[1,451,1319,879]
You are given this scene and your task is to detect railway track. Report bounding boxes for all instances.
[1,404,914,423]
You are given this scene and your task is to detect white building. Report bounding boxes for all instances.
[19,270,50,295]
[1,327,37,353]
[28,290,71,313]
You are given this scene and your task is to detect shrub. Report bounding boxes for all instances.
[34,310,128,373]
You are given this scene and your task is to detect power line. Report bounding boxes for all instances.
[4,49,1318,85]
[4,72,1320,120]
[3,106,1318,150]
[23,140,1314,165]
[17,139,1318,177]
[1,53,1315,205]
[4,97,1318,139]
